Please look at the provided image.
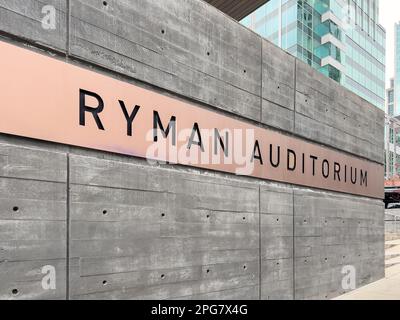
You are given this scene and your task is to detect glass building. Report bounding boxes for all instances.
[385,79,395,176]
[387,78,395,116]
[241,0,386,110]
[385,23,400,178]
[394,22,400,115]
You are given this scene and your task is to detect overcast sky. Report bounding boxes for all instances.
[379,0,400,87]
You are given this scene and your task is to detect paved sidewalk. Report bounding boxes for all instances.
[335,239,400,300]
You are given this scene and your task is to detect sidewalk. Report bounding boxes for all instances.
[335,239,400,300]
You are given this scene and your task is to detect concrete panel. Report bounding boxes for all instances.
[260,183,294,300]
[170,285,259,300]
[261,99,294,133]
[69,0,262,122]
[69,154,260,300]
[0,0,67,52]
[0,143,66,182]
[261,39,295,132]
[293,188,384,300]
[0,144,67,300]
[295,60,384,164]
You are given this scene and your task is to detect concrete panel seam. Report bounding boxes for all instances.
[258,184,261,300]
[292,186,295,300]
[0,31,66,57]
[295,111,382,160]
[67,0,71,58]
[0,175,66,185]
[66,153,70,300]
[294,59,296,132]
[260,36,263,123]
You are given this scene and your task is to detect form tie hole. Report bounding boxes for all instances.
[102,210,107,215]
[103,1,108,6]
[102,280,107,286]
[161,274,165,279]
[12,289,18,295]
[13,206,19,212]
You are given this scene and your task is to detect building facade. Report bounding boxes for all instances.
[384,23,400,178]
[0,0,385,300]
[387,78,395,117]
[393,22,400,116]
[241,0,386,110]
[385,78,400,178]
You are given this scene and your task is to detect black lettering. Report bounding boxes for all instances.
[334,162,341,181]
[351,167,357,185]
[270,145,281,168]
[251,140,263,165]
[153,111,176,146]
[322,160,329,179]
[310,155,318,176]
[188,123,204,151]
[118,101,140,136]
[214,128,229,157]
[360,170,368,187]
[287,149,296,171]
[79,89,105,130]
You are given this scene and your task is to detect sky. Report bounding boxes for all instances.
[379,0,400,87]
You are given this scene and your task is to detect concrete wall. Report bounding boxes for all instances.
[0,0,384,300]
[385,213,400,239]
[385,220,400,237]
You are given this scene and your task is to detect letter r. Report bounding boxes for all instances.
[79,89,105,130]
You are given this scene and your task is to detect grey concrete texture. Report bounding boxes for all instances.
[294,189,384,299]
[69,154,260,299]
[385,219,400,236]
[295,61,385,164]
[0,0,67,52]
[0,0,385,300]
[0,143,67,299]
[70,0,262,122]
[0,137,384,300]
